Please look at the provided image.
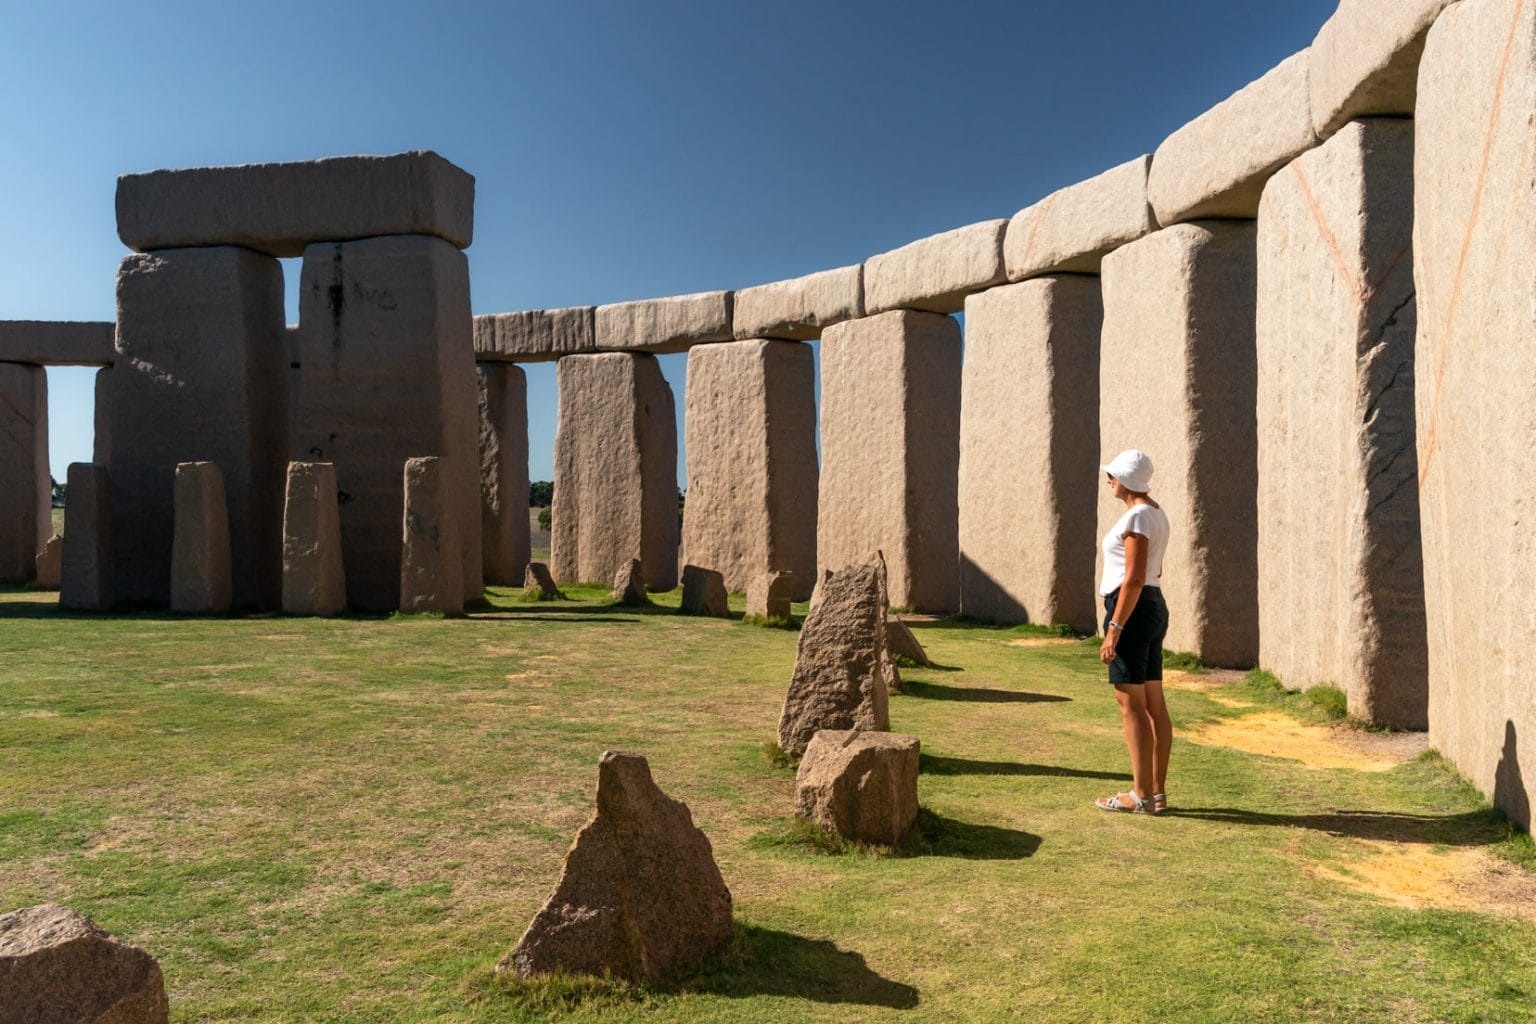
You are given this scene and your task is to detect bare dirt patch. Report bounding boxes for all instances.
[1183,710,1427,772]
[1305,840,1536,918]
[1005,637,1080,648]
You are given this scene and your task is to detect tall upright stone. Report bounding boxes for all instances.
[281,461,346,616]
[960,276,1102,631]
[1414,0,1536,827]
[682,339,817,599]
[61,463,113,611]
[1099,222,1258,667]
[819,310,961,612]
[0,362,48,584]
[551,352,678,590]
[92,365,112,465]
[293,235,481,611]
[1257,119,1425,728]
[478,362,530,586]
[111,246,288,608]
[170,461,233,614]
[400,455,463,615]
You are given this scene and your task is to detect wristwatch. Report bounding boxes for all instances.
[1107,621,1124,632]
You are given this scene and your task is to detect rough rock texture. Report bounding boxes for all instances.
[0,320,115,365]
[863,220,1008,315]
[0,362,49,584]
[777,555,898,757]
[732,265,863,341]
[680,564,730,617]
[885,618,931,667]
[112,247,288,609]
[682,339,817,599]
[612,558,649,606]
[1004,156,1157,280]
[0,902,169,1024]
[400,456,464,615]
[1257,119,1425,729]
[1414,0,1536,828]
[1099,222,1258,667]
[61,463,114,611]
[1309,0,1458,137]
[473,307,595,363]
[746,571,794,619]
[115,151,474,256]
[92,367,112,466]
[819,310,961,612]
[293,235,481,611]
[795,730,920,844]
[959,277,1102,631]
[281,461,347,616]
[551,353,678,590]
[1148,51,1319,225]
[169,462,232,614]
[35,535,62,591]
[501,751,734,982]
[478,363,530,585]
[595,292,733,354]
[523,561,561,599]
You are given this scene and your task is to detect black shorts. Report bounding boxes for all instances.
[1103,586,1169,685]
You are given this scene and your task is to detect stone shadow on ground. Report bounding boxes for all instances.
[911,809,1042,860]
[1173,807,1514,846]
[898,678,1070,704]
[690,925,919,1008]
[920,753,1130,781]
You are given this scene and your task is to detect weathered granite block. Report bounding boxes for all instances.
[679,564,730,617]
[0,362,49,584]
[682,339,817,599]
[0,320,115,365]
[552,353,678,590]
[1309,0,1458,137]
[960,276,1102,631]
[819,310,961,612]
[34,535,62,590]
[93,366,112,465]
[61,463,113,610]
[1414,0,1536,828]
[746,570,794,619]
[294,235,481,611]
[478,363,530,585]
[0,903,169,1024]
[863,220,1008,315]
[595,291,733,353]
[170,461,232,614]
[281,461,346,616]
[400,456,464,615]
[116,150,474,256]
[1004,156,1157,280]
[112,247,288,608]
[732,265,863,341]
[795,730,920,845]
[1148,51,1319,224]
[473,306,595,362]
[1099,222,1258,667]
[1257,119,1424,729]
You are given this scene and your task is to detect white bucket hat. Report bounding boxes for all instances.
[1102,449,1154,493]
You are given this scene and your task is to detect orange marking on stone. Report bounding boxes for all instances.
[1014,193,1054,272]
[1292,162,1365,305]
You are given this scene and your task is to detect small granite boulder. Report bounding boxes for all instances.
[746,571,794,619]
[777,554,898,757]
[0,903,169,1023]
[522,561,562,599]
[795,730,921,844]
[34,535,62,590]
[611,558,649,606]
[886,617,931,667]
[680,564,730,617]
[500,751,734,983]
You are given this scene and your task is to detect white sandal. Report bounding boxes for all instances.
[1095,791,1149,814]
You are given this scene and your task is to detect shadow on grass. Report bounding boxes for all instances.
[915,810,1042,860]
[1173,806,1513,846]
[899,679,1070,704]
[920,753,1130,781]
[692,925,919,1007]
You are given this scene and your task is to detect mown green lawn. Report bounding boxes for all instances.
[1,584,1532,1023]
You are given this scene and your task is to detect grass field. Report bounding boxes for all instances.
[2,584,1534,1023]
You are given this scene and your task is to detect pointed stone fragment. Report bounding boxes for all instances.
[34,535,62,591]
[611,558,648,606]
[0,903,169,1023]
[522,561,561,599]
[886,617,931,668]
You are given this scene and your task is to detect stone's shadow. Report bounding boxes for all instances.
[920,753,1130,781]
[914,810,1041,860]
[692,925,918,1008]
[1172,807,1513,846]
[473,614,641,625]
[1494,720,1530,832]
[898,679,1070,704]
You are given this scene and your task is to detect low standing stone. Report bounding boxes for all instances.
[0,903,169,1023]
[34,534,62,590]
[795,730,921,844]
[500,751,734,983]
[611,558,648,606]
[746,571,794,619]
[523,561,561,599]
[399,456,464,615]
[680,564,730,617]
[886,617,931,667]
[61,463,113,611]
[281,461,346,616]
[170,461,232,614]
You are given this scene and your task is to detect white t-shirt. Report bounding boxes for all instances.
[1100,503,1171,596]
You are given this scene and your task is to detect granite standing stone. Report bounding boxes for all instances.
[682,339,817,599]
[523,561,561,599]
[863,220,1008,315]
[34,535,62,591]
[1257,119,1425,729]
[819,310,961,612]
[959,276,1102,631]
[679,564,730,617]
[1099,223,1258,667]
[61,463,114,611]
[478,363,530,585]
[281,461,347,616]
[293,235,481,611]
[399,456,464,615]
[111,247,288,608]
[551,353,678,590]
[611,558,649,606]
[795,730,921,844]
[0,362,49,584]
[746,571,795,619]
[0,903,169,1024]
[170,461,233,614]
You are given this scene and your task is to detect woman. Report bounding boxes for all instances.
[1094,449,1172,815]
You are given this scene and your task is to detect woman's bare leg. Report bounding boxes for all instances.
[1145,679,1172,795]
[1114,684,1154,800]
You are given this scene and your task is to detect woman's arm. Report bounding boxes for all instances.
[1100,532,1149,664]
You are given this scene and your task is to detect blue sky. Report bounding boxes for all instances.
[0,0,1335,486]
